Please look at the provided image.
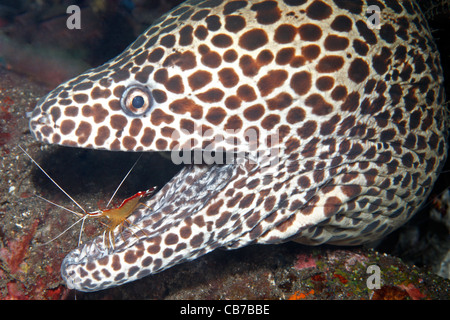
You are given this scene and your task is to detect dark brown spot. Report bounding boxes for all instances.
[324,35,349,51]
[342,185,362,197]
[380,23,396,44]
[224,49,238,62]
[123,136,136,150]
[50,107,61,122]
[197,88,225,102]
[95,126,110,146]
[218,68,239,88]
[333,0,363,14]
[224,115,243,130]
[257,70,288,97]
[111,69,130,83]
[164,51,197,70]
[238,28,269,51]
[148,48,165,62]
[153,69,168,83]
[150,109,174,126]
[140,127,155,146]
[261,114,280,130]
[64,106,78,117]
[73,82,93,91]
[206,199,224,216]
[75,121,92,144]
[353,39,369,56]
[244,104,265,121]
[305,94,333,115]
[169,98,203,119]
[110,115,128,131]
[180,226,192,239]
[330,15,352,32]
[239,194,255,209]
[205,15,221,31]
[188,70,212,91]
[194,25,208,40]
[191,8,210,20]
[147,244,160,254]
[151,90,166,104]
[267,93,292,110]
[60,120,76,135]
[324,196,342,217]
[340,91,360,112]
[190,233,204,248]
[225,15,246,33]
[331,85,347,101]
[135,65,154,83]
[223,1,247,14]
[124,251,138,264]
[302,44,321,60]
[179,25,193,46]
[290,71,312,95]
[165,233,179,245]
[201,51,222,68]
[211,34,233,48]
[316,76,334,91]
[372,47,391,75]
[250,1,281,25]
[205,107,227,125]
[162,248,173,258]
[91,86,111,99]
[306,1,332,20]
[165,75,184,94]
[274,24,297,44]
[73,94,88,104]
[264,196,276,211]
[180,119,194,134]
[298,24,322,41]
[316,55,344,73]
[155,138,168,151]
[112,255,121,271]
[298,175,311,188]
[225,96,241,110]
[348,58,369,83]
[216,211,232,228]
[160,34,176,47]
[286,107,306,124]
[356,20,377,45]
[237,85,257,102]
[276,48,295,65]
[239,55,260,77]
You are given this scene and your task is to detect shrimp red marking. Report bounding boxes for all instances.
[18,145,156,248]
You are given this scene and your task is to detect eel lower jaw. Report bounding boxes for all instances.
[61,161,241,291]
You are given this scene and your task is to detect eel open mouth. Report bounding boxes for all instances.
[61,159,244,291]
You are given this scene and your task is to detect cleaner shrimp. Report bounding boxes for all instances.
[19,145,156,249]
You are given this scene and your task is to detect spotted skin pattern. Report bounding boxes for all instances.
[29,0,447,292]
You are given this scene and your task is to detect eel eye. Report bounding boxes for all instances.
[120,85,152,116]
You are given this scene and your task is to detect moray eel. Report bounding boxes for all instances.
[28,0,447,292]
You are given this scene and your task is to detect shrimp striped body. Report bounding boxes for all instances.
[29,0,447,292]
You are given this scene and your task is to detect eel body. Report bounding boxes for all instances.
[29,0,447,292]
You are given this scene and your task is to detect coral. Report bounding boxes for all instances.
[0,219,38,274]
[5,282,28,300]
[371,286,409,300]
[293,253,316,270]
[398,283,426,300]
[288,289,315,300]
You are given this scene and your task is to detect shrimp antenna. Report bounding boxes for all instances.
[106,153,143,208]
[19,145,87,214]
[34,194,84,218]
[38,215,87,246]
